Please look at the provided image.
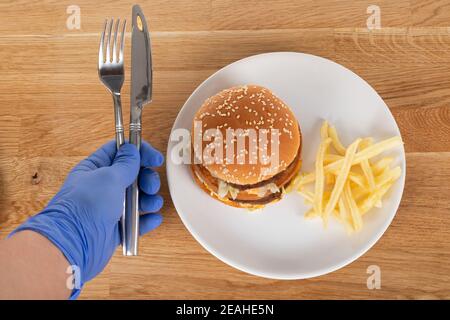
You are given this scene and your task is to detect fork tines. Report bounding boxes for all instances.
[99,18,126,67]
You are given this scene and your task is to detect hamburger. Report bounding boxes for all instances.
[191,85,302,209]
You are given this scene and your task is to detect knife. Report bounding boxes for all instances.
[123,4,152,256]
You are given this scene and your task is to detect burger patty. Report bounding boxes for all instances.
[228,145,302,190]
[191,169,281,207]
[234,191,282,205]
[191,144,302,203]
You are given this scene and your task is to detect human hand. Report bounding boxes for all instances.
[10,140,164,298]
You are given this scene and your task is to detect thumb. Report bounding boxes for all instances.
[109,143,140,188]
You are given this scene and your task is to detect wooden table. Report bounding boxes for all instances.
[0,0,449,299]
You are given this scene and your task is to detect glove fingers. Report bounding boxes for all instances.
[110,143,141,188]
[139,213,163,236]
[139,168,161,195]
[140,141,164,168]
[72,140,116,172]
[71,140,163,173]
[140,193,164,213]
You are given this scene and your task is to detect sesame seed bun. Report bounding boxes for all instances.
[191,85,302,208]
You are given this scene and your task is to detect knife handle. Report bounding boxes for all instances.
[123,123,141,256]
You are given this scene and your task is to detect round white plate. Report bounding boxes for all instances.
[166,52,405,279]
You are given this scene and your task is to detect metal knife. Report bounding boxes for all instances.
[123,4,152,256]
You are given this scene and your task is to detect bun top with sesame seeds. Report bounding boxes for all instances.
[192,85,302,185]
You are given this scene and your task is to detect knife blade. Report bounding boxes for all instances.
[123,4,152,256]
[130,4,152,111]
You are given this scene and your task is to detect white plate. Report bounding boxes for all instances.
[166,52,405,279]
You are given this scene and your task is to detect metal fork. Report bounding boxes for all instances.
[98,18,128,252]
[98,18,127,149]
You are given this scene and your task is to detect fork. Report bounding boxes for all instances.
[98,18,127,253]
[98,18,127,150]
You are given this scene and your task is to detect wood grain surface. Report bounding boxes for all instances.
[0,0,449,299]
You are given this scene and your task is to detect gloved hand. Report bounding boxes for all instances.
[10,140,164,299]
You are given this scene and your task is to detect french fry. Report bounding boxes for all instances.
[323,138,361,225]
[352,166,400,201]
[343,181,363,231]
[297,190,314,203]
[324,154,343,164]
[313,138,332,217]
[359,138,376,191]
[361,160,376,190]
[305,192,335,218]
[322,166,366,188]
[348,172,366,188]
[338,196,353,233]
[305,204,339,219]
[360,169,401,215]
[375,166,401,186]
[320,121,329,140]
[359,182,392,215]
[328,124,347,155]
[353,136,402,164]
[304,209,318,219]
[352,186,371,202]
[372,157,394,175]
[294,136,402,185]
[390,166,402,181]
[326,173,335,185]
[285,172,305,193]
[360,137,374,147]
[293,121,402,233]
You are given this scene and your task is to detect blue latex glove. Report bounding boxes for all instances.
[10,140,164,299]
